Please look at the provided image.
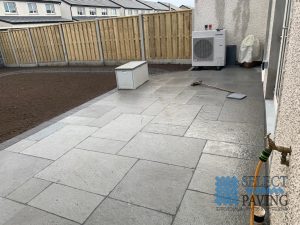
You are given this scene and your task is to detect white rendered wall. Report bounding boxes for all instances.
[71,6,122,17]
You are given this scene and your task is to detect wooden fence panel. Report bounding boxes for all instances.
[10,29,35,65]
[99,16,141,61]
[0,32,16,65]
[30,25,64,63]
[62,21,100,62]
[144,10,192,60]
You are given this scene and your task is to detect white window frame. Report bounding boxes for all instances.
[111,8,117,16]
[4,2,17,14]
[127,9,132,15]
[89,7,96,15]
[77,7,85,15]
[133,9,138,15]
[45,3,55,14]
[28,2,38,14]
[101,8,107,16]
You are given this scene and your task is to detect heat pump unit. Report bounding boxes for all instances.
[192,30,226,68]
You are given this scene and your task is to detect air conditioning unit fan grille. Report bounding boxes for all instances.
[193,38,214,61]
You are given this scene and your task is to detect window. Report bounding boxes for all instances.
[28,2,37,14]
[101,8,107,16]
[4,2,17,13]
[45,3,55,14]
[77,7,85,15]
[111,8,116,15]
[127,9,132,15]
[89,7,96,15]
[133,9,138,15]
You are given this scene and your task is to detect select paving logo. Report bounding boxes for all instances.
[215,176,288,211]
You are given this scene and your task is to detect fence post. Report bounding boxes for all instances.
[59,24,69,64]
[7,29,19,67]
[95,19,105,65]
[27,28,38,66]
[138,14,146,61]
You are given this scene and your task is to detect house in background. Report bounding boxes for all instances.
[0,0,70,28]
[60,0,121,21]
[180,5,192,9]
[136,0,169,13]
[158,2,180,11]
[110,0,152,16]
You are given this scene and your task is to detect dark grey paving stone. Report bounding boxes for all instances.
[85,198,173,225]
[29,184,104,223]
[3,206,78,225]
[185,119,265,146]
[0,197,25,225]
[203,140,262,160]
[119,132,206,168]
[36,149,137,196]
[219,98,265,124]
[189,154,257,195]
[173,191,249,225]
[0,151,52,197]
[7,178,51,204]
[110,160,193,214]
[197,105,223,121]
[152,104,201,127]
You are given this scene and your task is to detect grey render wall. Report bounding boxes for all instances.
[193,0,269,54]
[271,0,300,224]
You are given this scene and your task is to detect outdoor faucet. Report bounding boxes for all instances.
[265,134,292,166]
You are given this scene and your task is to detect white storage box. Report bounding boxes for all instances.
[115,61,149,90]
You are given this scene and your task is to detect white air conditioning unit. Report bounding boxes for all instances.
[192,30,226,68]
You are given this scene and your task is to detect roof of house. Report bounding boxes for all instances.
[158,2,180,10]
[179,5,192,9]
[62,0,120,8]
[109,0,151,10]
[0,16,71,24]
[136,0,169,11]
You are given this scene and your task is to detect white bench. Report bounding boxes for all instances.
[115,61,149,90]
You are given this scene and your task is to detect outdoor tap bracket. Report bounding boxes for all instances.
[265,134,292,166]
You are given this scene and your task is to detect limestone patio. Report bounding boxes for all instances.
[0,67,266,225]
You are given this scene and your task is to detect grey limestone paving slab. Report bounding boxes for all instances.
[187,93,226,106]
[26,122,65,141]
[22,125,98,160]
[153,86,185,96]
[185,119,265,146]
[0,151,52,197]
[92,114,153,142]
[7,178,51,204]
[203,140,261,160]
[3,206,78,225]
[152,104,202,127]
[218,98,265,124]
[36,149,137,195]
[142,123,188,136]
[59,116,96,126]
[85,198,173,225]
[197,105,223,121]
[76,137,127,154]
[110,160,193,214]
[0,197,25,225]
[170,90,197,104]
[173,191,248,225]
[4,139,36,153]
[142,101,168,116]
[29,184,104,223]
[89,108,122,128]
[119,132,206,168]
[73,105,114,118]
[165,78,196,87]
[189,154,256,195]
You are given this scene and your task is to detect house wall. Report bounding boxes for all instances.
[193,0,269,55]
[0,0,61,16]
[60,1,72,20]
[270,0,300,224]
[70,6,122,17]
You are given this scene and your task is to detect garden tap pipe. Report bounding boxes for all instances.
[250,134,292,225]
